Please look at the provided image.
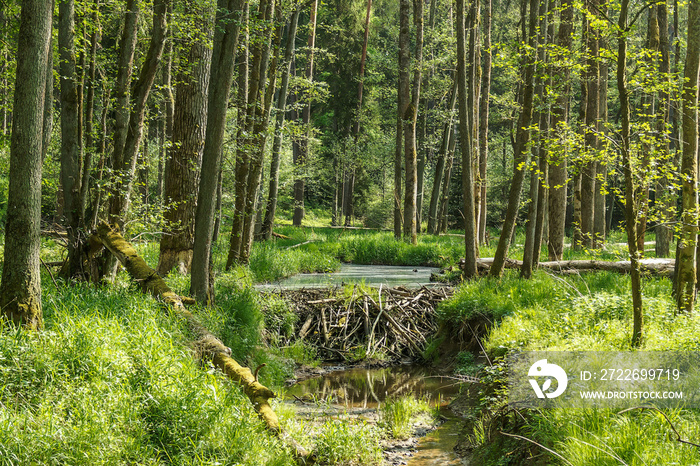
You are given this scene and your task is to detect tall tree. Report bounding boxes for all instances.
[294,0,318,226]
[655,0,672,257]
[59,0,84,279]
[489,0,538,278]
[617,0,643,346]
[0,0,53,329]
[457,0,478,277]
[478,0,492,243]
[675,0,700,313]
[261,5,301,240]
[157,2,214,276]
[548,0,573,260]
[402,0,423,244]
[191,0,246,303]
[395,0,410,240]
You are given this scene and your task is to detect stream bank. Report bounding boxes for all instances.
[284,364,470,465]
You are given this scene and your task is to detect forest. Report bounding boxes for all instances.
[1,0,700,464]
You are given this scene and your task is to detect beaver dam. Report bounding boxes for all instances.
[262,285,453,360]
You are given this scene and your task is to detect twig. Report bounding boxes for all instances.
[468,323,492,366]
[40,258,60,290]
[499,431,574,466]
[617,406,700,449]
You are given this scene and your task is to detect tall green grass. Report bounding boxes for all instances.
[0,279,295,466]
[447,271,700,465]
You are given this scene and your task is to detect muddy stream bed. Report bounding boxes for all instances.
[285,365,468,465]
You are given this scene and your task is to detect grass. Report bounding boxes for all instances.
[379,396,433,440]
[0,278,296,466]
[314,420,383,465]
[441,269,700,465]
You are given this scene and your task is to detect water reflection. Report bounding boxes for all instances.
[286,365,461,409]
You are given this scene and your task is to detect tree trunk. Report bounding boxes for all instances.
[107,0,169,226]
[428,79,457,235]
[457,0,477,277]
[675,0,700,313]
[59,0,85,279]
[396,0,410,240]
[521,0,549,278]
[438,125,456,234]
[402,0,423,244]
[226,4,250,268]
[478,0,492,243]
[239,1,282,264]
[489,0,537,278]
[157,3,213,276]
[191,0,246,303]
[581,0,600,249]
[0,0,53,329]
[617,0,644,346]
[261,8,301,240]
[655,1,671,258]
[293,0,318,227]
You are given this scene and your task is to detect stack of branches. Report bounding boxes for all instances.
[271,285,453,360]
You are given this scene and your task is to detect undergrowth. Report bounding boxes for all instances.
[444,270,700,465]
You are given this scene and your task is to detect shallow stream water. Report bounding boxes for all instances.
[286,365,466,465]
[256,263,441,291]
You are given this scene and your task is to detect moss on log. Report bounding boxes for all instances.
[95,222,281,432]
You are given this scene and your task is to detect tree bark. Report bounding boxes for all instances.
[1,0,53,329]
[59,0,85,279]
[402,0,423,244]
[675,0,700,313]
[581,0,600,249]
[655,1,672,258]
[457,0,478,277]
[478,0,492,243]
[191,0,246,303]
[158,2,213,276]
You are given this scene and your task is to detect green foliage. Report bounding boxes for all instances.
[315,420,383,465]
[379,396,432,440]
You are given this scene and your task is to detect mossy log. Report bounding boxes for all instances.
[94,222,281,431]
[474,257,675,276]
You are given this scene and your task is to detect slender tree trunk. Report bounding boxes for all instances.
[239,1,282,264]
[402,0,423,244]
[478,0,492,243]
[581,0,600,249]
[396,0,410,240]
[191,0,246,303]
[293,0,318,227]
[438,126,456,234]
[227,3,250,268]
[428,79,457,235]
[617,0,643,346]
[675,0,700,313]
[59,0,85,279]
[157,3,213,276]
[1,0,53,329]
[655,0,672,257]
[489,0,537,278]
[261,8,301,240]
[107,0,169,226]
[457,0,478,277]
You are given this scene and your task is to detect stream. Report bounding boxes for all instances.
[256,263,442,291]
[286,365,467,465]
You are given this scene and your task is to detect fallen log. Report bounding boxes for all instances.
[94,222,311,459]
[473,257,675,276]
